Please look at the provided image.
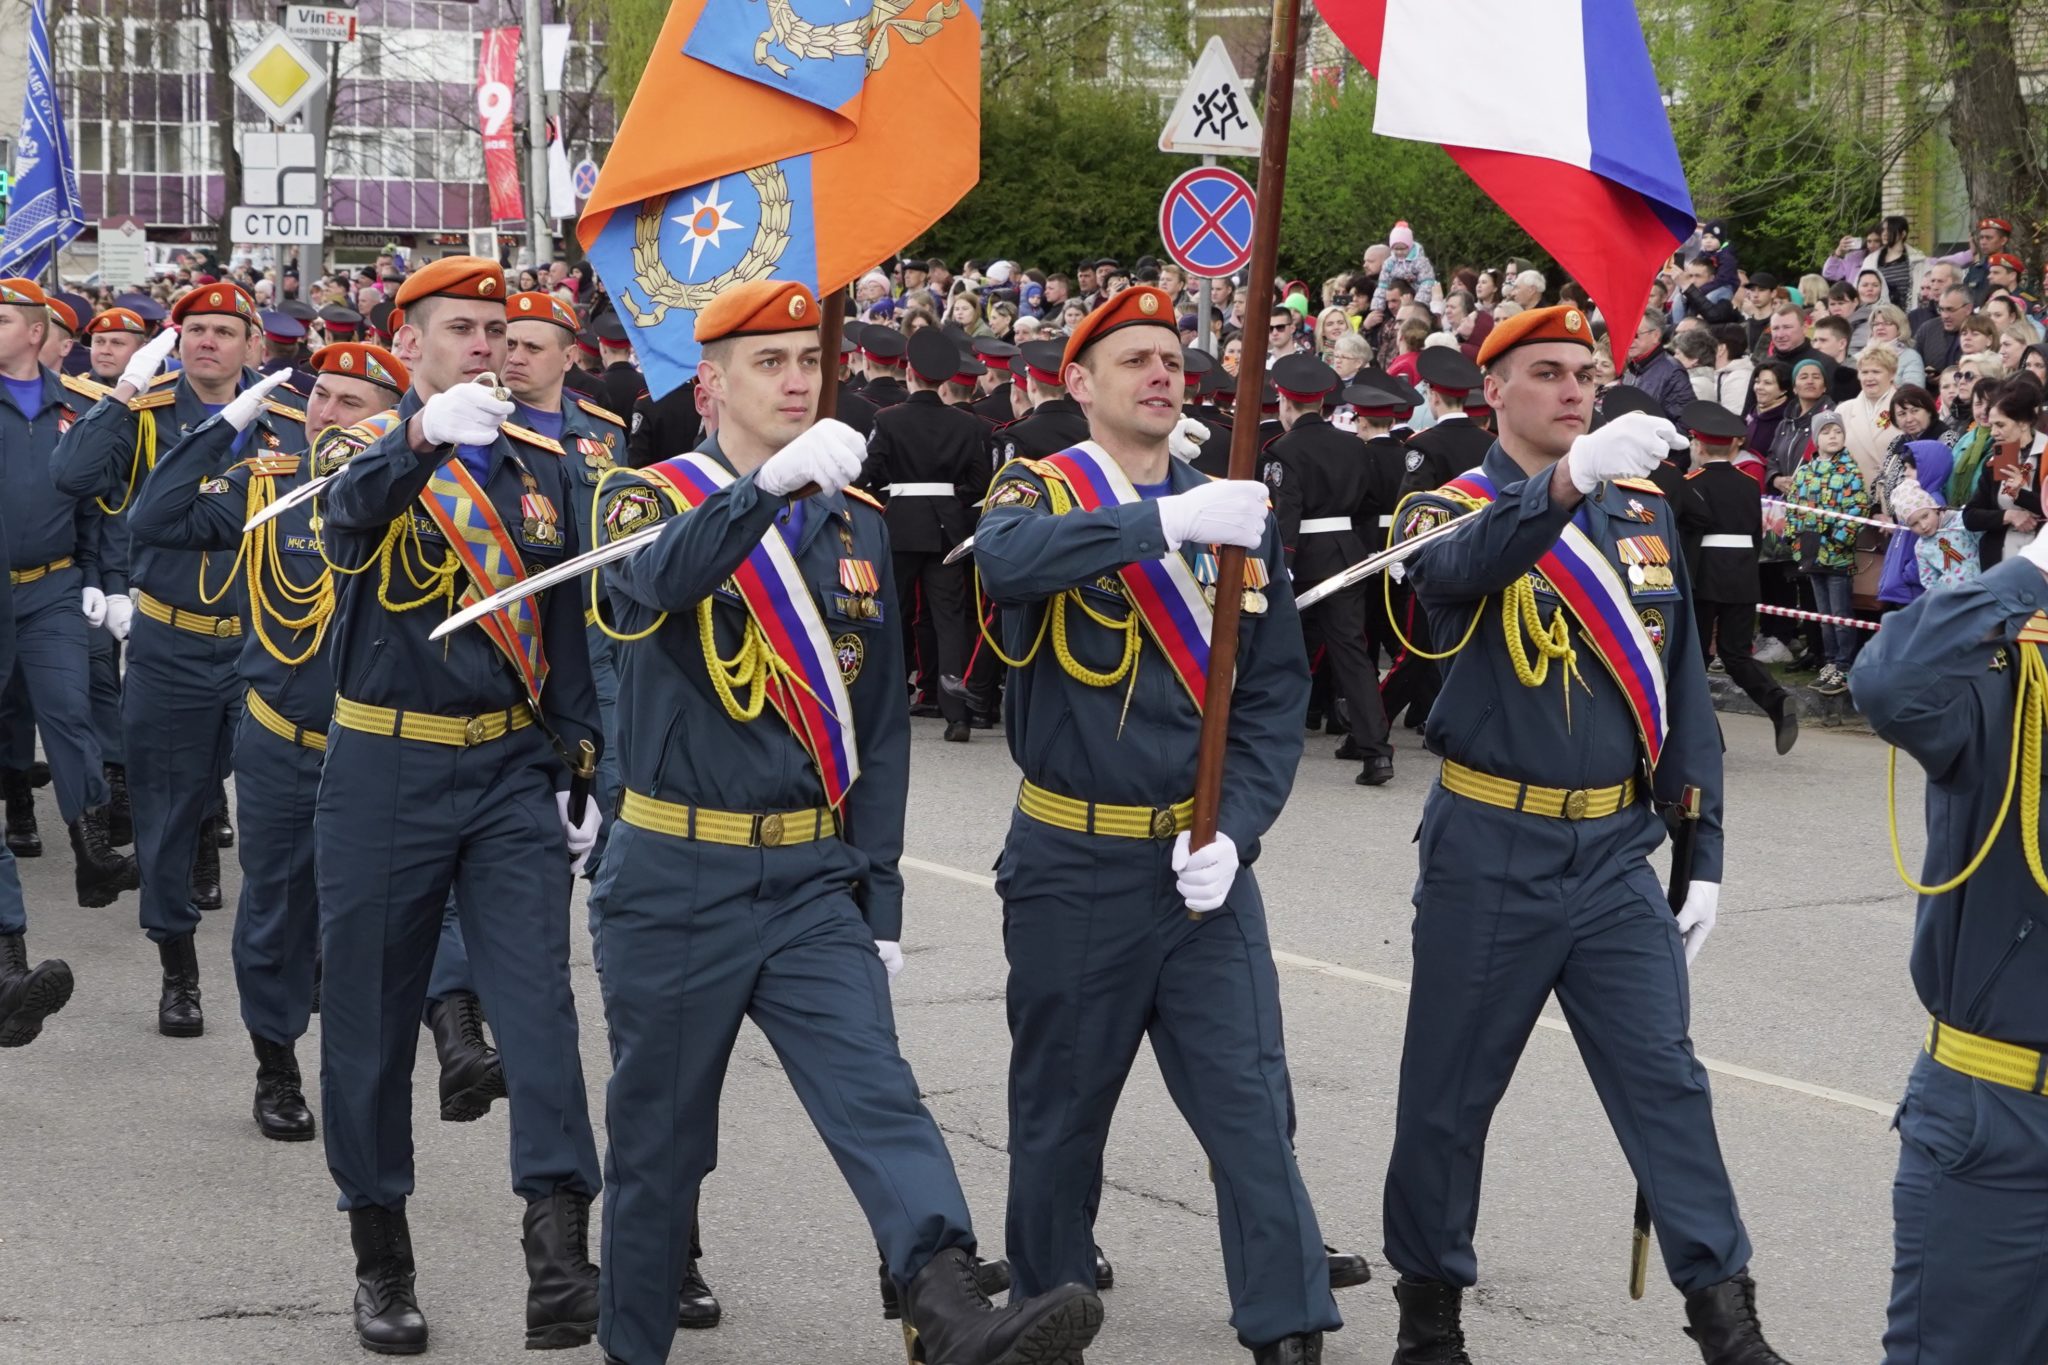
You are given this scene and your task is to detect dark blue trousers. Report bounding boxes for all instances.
[126,612,239,943]
[582,624,620,879]
[999,816,1338,1351]
[425,900,472,1005]
[1884,1049,2048,1362]
[0,837,25,936]
[315,724,598,1211]
[89,624,123,766]
[7,573,108,824]
[1383,784,1752,1295]
[590,819,975,1365]
[230,710,320,1045]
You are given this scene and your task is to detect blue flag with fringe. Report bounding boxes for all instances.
[0,0,85,279]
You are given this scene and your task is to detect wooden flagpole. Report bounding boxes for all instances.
[1186,0,1303,911]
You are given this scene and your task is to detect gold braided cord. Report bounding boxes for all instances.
[241,475,334,667]
[1050,589,1140,688]
[96,411,158,515]
[1888,643,2048,897]
[973,568,1049,668]
[1380,568,1485,661]
[371,515,459,615]
[591,467,669,643]
[700,597,770,722]
[1503,577,1578,688]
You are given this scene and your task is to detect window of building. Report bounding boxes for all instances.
[75,122,105,174]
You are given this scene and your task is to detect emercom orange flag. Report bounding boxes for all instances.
[578,0,982,397]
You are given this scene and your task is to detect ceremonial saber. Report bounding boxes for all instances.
[1292,508,1484,609]
[565,738,598,825]
[242,373,514,533]
[1630,783,1703,1300]
[943,534,975,566]
[1185,0,1302,921]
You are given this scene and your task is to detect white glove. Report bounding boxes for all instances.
[1170,829,1240,913]
[2019,533,2048,579]
[1168,417,1211,464]
[119,326,179,392]
[1675,881,1720,965]
[554,790,603,876]
[1157,479,1268,551]
[876,940,904,979]
[1565,411,1686,494]
[80,586,107,627]
[417,380,516,448]
[755,418,866,497]
[222,369,294,432]
[104,593,133,642]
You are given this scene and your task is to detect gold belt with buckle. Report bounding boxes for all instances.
[1926,1016,2048,1094]
[1016,780,1193,840]
[618,789,838,848]
[330,696,534,748]
[8,556,73,586]
[1439,758,1635,820]
[134,588,241,638]
[244,688,327,751]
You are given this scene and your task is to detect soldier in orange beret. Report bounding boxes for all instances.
[975,286,1344,1364]
[1380,306,1796,1362]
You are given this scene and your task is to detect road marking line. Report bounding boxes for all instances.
[902,856,1896,1118]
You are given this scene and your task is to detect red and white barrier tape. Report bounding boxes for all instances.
[1757,603,1882,632]
[1763,498,1903,533]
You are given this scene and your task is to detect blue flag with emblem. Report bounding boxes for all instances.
[578,0,983,399]
[0,0,84,279]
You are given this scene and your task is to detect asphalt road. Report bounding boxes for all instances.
[0,707,1925,1364]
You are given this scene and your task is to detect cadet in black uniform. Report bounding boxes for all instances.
[1345,375,1420,687]
[946,353,991,417]
[628,380,706,467]
[859,331,911,408]
[1597,386,1711,578]
[593,313,651,422]
[833,329,880,436]
[1265,355,1396,785]
[990,341,1089,462]
[867,329,990,742]
[1683,400,1797,753]
[970,338,1018,422]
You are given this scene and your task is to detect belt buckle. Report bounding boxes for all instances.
[1150,809,1178,840]
[1563,789,1591,820]
[212,617,234,638]
[757,813,785,847]
[463,716,489,746]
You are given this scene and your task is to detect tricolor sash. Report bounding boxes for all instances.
[1040,443,1215,709]
[417,460,549,704]
[640,455,861,808]
[1442,472,1667,770]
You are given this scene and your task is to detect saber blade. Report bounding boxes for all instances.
[1292,507,1483,609]
[427,521,664,641]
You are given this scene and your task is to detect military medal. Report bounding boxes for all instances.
[1242,555,1270,614]
[1194,550,1220,607]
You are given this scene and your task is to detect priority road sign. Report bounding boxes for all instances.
[230,29,327,126]
[1159,166,1256,280]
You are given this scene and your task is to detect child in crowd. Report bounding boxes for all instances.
[1786,410,1872,694]
[1889,480,1982,594]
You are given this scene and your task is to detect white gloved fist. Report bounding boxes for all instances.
[1157,478,1268,551]
[104,593,133,642]
[756,418,866,497]
[1675,881,1720,965]
[80,586,107,627]
[554,790,603,876]
[1168,417,1211,464]
[1170,829,1240,914]
[1566,411,1686,495]
[417,380,515,448]
[120,326,179,392]
[222,369,295,432]
[876,940,904,979]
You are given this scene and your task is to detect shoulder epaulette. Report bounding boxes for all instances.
[61,373,111,402]
[266,400,305,422]
[129,389,177,412]
[236,454,304,479]
[1612,477,1664,495]
[146,371,180,390]
[573,396,625,427]
[842,486,884,512]
[1684,467,1707,480]
[502,422,565,455]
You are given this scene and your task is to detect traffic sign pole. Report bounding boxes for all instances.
[1195,154,1214,355]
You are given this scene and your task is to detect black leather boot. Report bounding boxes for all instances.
[156,934,203,1037]
[1326,1243,1371,1289]
[251,1033,316,1141]
[902,1247,1101,1365]
[69,805,137,908]
[1093,1244,1114,1290]
[1393,1277,1473,1364]
[192,832,223,912]
[350,1205,428,1355]
[1356,756,1394,787]
[879,1250,1010,1319]
[104,763,133,846]
[0,932,72,1047]
[1253,1332,1323,1364]
[1684,1274,1793,1364]
[4,768,41,857]
[678,1259,721,1329]
[208,789,234,848]
[426,990,506,1121]
[522,1190,600,1349]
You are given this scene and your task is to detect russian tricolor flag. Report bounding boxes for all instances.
[1319,0,1694,340]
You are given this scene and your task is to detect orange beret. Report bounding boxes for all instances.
[310,343,409,393]
[1060,286,1177,371]
[170,283,259,327]
[44,298,78,333]
[694,280,818,345]
[507,291,580,332]
[393,256,505,309]
[86,308,148,337]
[1475,304,1595,368]
[0,278,48,308]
